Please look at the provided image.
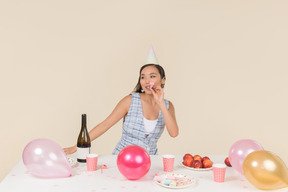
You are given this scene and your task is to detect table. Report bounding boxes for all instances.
[1,155,287,192]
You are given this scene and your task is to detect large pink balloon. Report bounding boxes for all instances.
[23,138,72,178]
[229,139,264,174]
[117,145,151,180]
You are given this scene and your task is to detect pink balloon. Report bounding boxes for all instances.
[229,139,264,174]
[22,138,72,178]
[117,145,151,180]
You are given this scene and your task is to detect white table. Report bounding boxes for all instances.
[1,155,287,192]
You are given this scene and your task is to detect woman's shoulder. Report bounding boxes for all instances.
[121,93,142,105]
[121,94,133,103]
[167,99,173,105]
[131,92,140,97]
[116,95,133,113]
[167,100,175,110]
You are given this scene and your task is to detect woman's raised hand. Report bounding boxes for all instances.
[150,85,164,106]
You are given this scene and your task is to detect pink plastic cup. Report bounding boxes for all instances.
[213,163,227,182]
[163,154,175,172]
[86,154,98,171]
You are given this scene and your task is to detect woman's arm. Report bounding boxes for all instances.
[150,86,179,137]
[88,95,131,140]
[160,100,179,137]
[64,95,132,154]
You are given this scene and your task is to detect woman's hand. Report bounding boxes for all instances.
[150,85,164,106]
[63,145,77,155]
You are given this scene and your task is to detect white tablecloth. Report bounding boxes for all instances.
[1,155,287,192]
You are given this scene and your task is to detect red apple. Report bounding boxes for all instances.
[193,155,202,162]
[183,153,193,160]
[203,159,213,168]
[225,157,231,167]
[202,156,210,162]
[192,160,202,168]
[183,155,194,167]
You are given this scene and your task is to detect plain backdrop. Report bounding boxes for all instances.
[1,0,288,182]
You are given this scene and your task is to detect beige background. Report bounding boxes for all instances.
[1,0,287,182]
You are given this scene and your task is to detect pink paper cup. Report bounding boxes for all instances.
[213,163,227,182]
[163,154,175,172]
[86,154,98,171]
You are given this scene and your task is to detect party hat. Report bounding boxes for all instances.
[145,45,159,64]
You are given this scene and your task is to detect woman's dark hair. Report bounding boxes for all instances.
[133,64,166,93]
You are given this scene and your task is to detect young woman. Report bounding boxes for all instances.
[64,64,179,155]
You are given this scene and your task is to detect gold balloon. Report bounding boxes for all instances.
[243,150,288,190]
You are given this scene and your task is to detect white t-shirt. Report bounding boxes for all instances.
[143,116,158,134]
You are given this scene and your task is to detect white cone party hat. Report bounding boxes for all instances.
[145,45,159,64]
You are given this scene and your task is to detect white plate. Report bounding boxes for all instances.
[153,173,197,189]
[181,163,213,171]
[67,157,78,167]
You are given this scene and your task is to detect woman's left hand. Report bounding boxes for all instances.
[150,86,164,106]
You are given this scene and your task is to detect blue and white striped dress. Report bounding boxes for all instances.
[113,93,169,155]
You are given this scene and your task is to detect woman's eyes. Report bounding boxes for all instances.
[141,75,156,79]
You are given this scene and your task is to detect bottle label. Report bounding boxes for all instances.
[77,147,90,160]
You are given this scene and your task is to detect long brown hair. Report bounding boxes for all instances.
[133,64,166,93]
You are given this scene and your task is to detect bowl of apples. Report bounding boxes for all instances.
[182,154,213,171]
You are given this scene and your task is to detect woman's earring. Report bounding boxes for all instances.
[141,89,144,93]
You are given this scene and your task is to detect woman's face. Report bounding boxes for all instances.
[140,66,165,94]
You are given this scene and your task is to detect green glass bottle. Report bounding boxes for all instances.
[77,114,91,163]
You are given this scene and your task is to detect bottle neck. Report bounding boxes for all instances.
[81,114,87,130]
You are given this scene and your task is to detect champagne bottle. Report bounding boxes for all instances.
[77,114,91,163]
